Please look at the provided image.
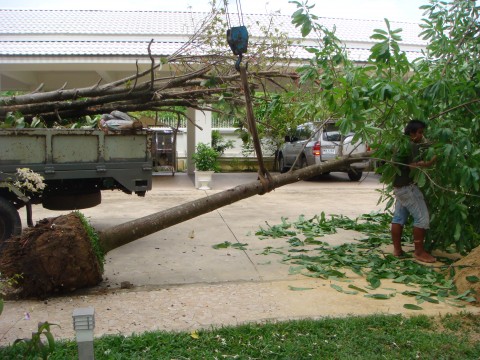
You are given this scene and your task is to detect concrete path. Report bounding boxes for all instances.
[1,172,478,345]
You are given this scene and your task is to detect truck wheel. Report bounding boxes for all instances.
[348,169,363,181]
[278,155,288,173]
[0,198,22,244]
[43,190,101,210]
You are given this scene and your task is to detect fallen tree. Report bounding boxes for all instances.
[0,155,369,298]
[0,60,297,124]
[2,0,480,301]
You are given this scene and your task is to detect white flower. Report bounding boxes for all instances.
[13,168,46,197]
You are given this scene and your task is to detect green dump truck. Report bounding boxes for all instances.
[0,128,153,243]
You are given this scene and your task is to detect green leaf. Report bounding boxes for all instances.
[212,241,231,249]
[466,276,479,283]
[373,28,388,35]
[291,8,304,19]
[453,289,475,300]
[445,300,466,308]
[301,20,312,37]
[45,331,56,352]
[348,284,368,293]
[454,223,461,241]
[416,172,426,187]
[231,243,248,250]
[288,286,314,291]
[370,34,388,41]
[417,295,439,304]
[367,276,381,289]
[403,304,423,310]
[330,284,344,293]
[364,294,391,300]
[288,266,305,274]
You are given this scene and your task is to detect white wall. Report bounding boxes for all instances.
[174,128,273,159]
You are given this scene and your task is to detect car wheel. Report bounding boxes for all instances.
[278,155,288,173]
[347,169,363,181]
[299,155,307,169]
[0,197,22,244]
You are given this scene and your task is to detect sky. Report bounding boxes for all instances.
[0,0,428,23]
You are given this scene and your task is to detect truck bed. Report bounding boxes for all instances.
[0,128,152,195]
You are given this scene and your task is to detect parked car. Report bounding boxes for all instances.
[277,121,369,181]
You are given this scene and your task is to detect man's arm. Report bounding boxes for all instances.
[411,155,437,168]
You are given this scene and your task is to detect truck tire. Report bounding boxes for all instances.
[43,190,101,210]
[0,198,22,244]
[347,169,363,181]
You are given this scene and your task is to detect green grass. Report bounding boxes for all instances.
[1,313,479,359]
[75,210,105,272]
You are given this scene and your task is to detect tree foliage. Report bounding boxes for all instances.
[288,0,480,253]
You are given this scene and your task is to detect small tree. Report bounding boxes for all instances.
[192,142,221,172]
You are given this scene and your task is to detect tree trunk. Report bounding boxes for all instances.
[100,155,368,251]
[0,155,369,298]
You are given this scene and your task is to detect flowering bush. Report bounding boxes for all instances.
[13,168,46,196]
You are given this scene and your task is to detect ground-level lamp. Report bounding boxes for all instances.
[72,307,95,360]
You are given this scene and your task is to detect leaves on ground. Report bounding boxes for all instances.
[254,211,476,307]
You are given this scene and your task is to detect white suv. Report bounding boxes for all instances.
[277,121,369,181]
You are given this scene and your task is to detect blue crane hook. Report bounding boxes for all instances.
[227,25,249,71]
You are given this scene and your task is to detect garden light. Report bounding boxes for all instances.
[72,307,95,360]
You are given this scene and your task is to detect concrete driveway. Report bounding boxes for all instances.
[65,171,385,288]
[2,172,478,345]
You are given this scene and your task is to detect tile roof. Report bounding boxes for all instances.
[0,10,203,35]
[0,9,426,60]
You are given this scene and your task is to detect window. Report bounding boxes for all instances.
[295,126,313,141]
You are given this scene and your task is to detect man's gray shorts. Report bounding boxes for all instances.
[392,184,430,229]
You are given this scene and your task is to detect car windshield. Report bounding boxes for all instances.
[323,123,341,142]
[294,126,314,141]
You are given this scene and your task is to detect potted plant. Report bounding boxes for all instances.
[192,142,220,189]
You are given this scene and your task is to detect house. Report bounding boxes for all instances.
[0,9,426,172]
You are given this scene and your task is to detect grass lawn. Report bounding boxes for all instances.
[1,312,479,359]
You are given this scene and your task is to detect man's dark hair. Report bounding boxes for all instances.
[404,119,427,135]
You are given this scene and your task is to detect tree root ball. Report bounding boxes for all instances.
[453,245,480,305]
[0,213,103,299]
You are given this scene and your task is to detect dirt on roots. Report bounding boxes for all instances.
[0,213,102,299]
[453,245,480,304]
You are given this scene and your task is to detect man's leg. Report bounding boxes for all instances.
[391,193,408,257]
[413,227,436,263]
[391,223,404,257]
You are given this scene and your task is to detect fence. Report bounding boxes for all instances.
[154,117,237,129]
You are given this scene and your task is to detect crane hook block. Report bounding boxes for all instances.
[227,25,249,56]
